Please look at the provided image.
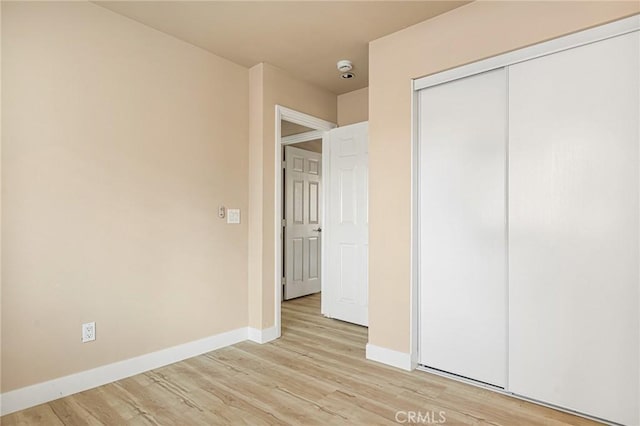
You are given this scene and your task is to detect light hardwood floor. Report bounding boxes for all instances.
[2,293,599,425]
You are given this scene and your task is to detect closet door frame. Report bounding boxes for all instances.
[410,10,639,406]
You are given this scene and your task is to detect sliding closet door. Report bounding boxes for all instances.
[509,32,639,426]
[419,69,507,387]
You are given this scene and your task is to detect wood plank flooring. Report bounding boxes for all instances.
[2,293,600,425]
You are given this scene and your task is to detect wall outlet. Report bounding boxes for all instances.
[82,322,96,343]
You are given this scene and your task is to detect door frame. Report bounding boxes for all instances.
[274,105,336,336]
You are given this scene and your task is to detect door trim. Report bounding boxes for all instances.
[409,82,420,371]
[274,106,336,337]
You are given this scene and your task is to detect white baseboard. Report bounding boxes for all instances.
[247,326,279,344]
[366,343,414,371]
[0,327,248,416]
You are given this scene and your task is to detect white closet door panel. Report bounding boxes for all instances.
[509,32,639,426]
[419,68,507,387]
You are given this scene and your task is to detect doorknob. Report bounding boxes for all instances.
[313,227,322,233]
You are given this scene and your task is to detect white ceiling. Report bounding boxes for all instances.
[94,1,469,95]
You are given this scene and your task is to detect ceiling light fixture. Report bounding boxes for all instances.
[340,72,355,79]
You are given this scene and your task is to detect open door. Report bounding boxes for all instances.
[323,122,369,326]
[283,146,322,300]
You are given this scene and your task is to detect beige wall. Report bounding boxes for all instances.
[290,140,322,153]
[281,121,313,137]
[248,65,265,331]
[1,2,249,392]
[368,1,640,354]
[337,87,368,126]
[248,63,336,329]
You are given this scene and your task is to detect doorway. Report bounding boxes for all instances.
[274,106,335,336]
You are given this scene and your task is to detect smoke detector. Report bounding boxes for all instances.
[337,60,353,73]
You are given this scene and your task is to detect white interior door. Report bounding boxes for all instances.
[508,32,639,426]
[284,146,322,300]
[418,68,507,387]
[324,122,369,326]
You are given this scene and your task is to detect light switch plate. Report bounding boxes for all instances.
[227,209,240,224]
